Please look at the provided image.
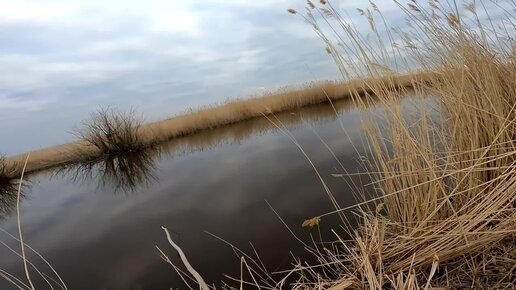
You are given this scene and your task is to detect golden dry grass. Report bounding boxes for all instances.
[146,76,422,142]
[0,155,18,182]
[284,1,515,289]
[73,108,146,155]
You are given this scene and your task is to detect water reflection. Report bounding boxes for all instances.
[56,150,160,194]
[0,177,30,220]
[0,180,18,219]
[0,97,380,289]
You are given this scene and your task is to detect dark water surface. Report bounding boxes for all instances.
[0,99,377,289]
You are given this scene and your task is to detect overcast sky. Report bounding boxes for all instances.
[0,0,341,154]
[0,0,510,155]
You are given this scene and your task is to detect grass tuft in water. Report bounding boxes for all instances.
[284,0,516,288]
[0,155,18,182]
[74,108,146,156]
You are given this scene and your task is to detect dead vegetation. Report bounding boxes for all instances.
[0,156,20,219]
[0,155,18,183]
[73,108,146,156]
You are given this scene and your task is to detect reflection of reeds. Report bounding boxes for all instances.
[159,96,363,158]
[57,149,159,194]
[0,180,19,220]
[0,155,22,218]
[0,155,18,182]
[0,159,67,290]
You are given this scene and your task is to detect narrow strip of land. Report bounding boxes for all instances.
[5,72,430,176]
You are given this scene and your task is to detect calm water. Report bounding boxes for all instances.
[0,99,377,289]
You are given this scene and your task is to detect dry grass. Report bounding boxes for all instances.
[0,156,20,220]
[160,0,515,289]
[73,108,146,156]
[0,155,18,182]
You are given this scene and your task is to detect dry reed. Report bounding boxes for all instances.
[285,0,516,288]
[73,108,146,156]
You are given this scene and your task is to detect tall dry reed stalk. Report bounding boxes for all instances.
[0,156,18,182]
[284,0,515,288]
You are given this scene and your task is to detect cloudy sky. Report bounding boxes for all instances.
[0,0,510,155]
[0,0,345,155]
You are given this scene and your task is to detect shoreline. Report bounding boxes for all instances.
[5,72,428,177]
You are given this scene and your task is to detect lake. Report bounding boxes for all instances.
[0,98,377,289]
